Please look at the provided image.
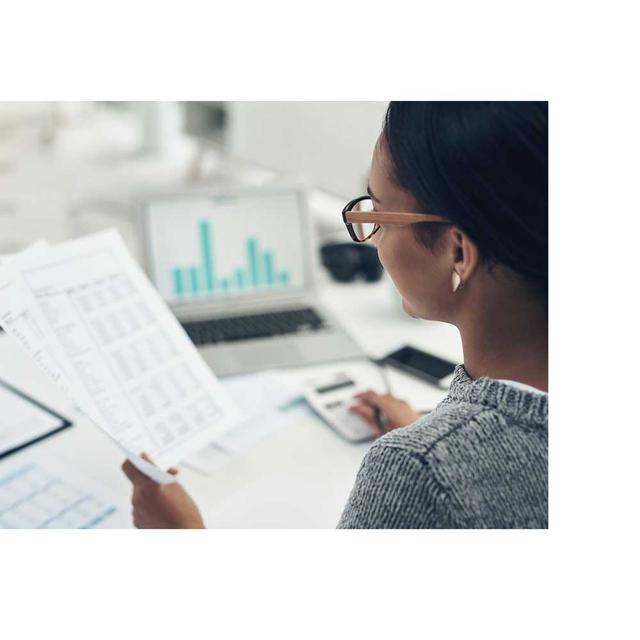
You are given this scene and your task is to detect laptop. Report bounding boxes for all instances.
[138,186,364,376]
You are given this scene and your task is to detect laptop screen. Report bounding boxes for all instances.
[143,189,309,307]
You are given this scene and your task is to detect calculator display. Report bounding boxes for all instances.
[315,378,355,394]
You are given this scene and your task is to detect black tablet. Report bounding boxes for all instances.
[0,378,72,460]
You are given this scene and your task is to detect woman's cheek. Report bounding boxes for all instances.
[377,230,435,318]
[377,234,414,295]
[375,228,396,272]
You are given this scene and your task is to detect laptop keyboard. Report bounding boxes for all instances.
[182,307,328,345]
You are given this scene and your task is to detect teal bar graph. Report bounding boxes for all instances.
[235,269,244,289]
[171,221,291,298]
[200,221,214,291]
[264,252,274,286]
[173,269,184,295]
[189,267,199,293]
[247,238,259,286]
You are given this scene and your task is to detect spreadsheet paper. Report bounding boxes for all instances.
[0,230,242,482]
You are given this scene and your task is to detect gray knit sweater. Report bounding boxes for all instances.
[338,365,548,529]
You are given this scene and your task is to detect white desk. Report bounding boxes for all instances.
[0,275,462,528]
[0,110,463,527]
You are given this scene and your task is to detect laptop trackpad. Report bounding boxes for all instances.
[235,341,302,367]
[203,340,304,374]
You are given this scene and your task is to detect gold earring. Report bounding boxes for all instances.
[452,270,463,292]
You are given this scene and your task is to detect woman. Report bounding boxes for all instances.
[123,101,548,529]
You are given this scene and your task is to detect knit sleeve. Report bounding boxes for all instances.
[337,443,458,529]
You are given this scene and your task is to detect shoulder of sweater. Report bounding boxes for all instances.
[369,399,515,464]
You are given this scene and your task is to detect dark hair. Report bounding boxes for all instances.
[382,101,548,298]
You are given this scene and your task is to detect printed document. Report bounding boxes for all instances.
[0,451,130,528]
[0,230,241,482]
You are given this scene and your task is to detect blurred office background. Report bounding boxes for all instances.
[0,101,388,256]
[0,102,463,529]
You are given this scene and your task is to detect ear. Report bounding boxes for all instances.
[448,227,481,285]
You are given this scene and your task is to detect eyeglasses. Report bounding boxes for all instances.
[342,195,450,243]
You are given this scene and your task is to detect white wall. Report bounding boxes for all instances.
[226,101,388,198]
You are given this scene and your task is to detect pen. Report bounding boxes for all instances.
[373,406,388,434]
[374,359,392,434]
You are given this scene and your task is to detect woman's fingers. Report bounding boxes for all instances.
[353,390,377,400]
[122,452,180,493]
[353,390,385,407]
[349,405,385,434]
[353,390,398,412]
[140,451,178,475]
[351,390,419,430]
[122,459,146,484]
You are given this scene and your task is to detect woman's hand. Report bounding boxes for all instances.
[121,454,205,529]
[349,390,420,432]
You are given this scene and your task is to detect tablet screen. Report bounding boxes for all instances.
[0,379,71,459]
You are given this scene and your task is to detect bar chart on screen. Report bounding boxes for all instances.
[145,191,307,304]
[170,220,292,298]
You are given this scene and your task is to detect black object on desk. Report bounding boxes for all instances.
[380,345,457,388]
[320,242,383,283]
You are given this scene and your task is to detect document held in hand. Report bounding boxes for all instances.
[0,230,242,483]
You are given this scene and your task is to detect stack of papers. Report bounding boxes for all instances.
[218,370,304,452]
[185,370,306,475]
[0,230,242,483]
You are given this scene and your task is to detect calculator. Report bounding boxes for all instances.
[304,372,376,442]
